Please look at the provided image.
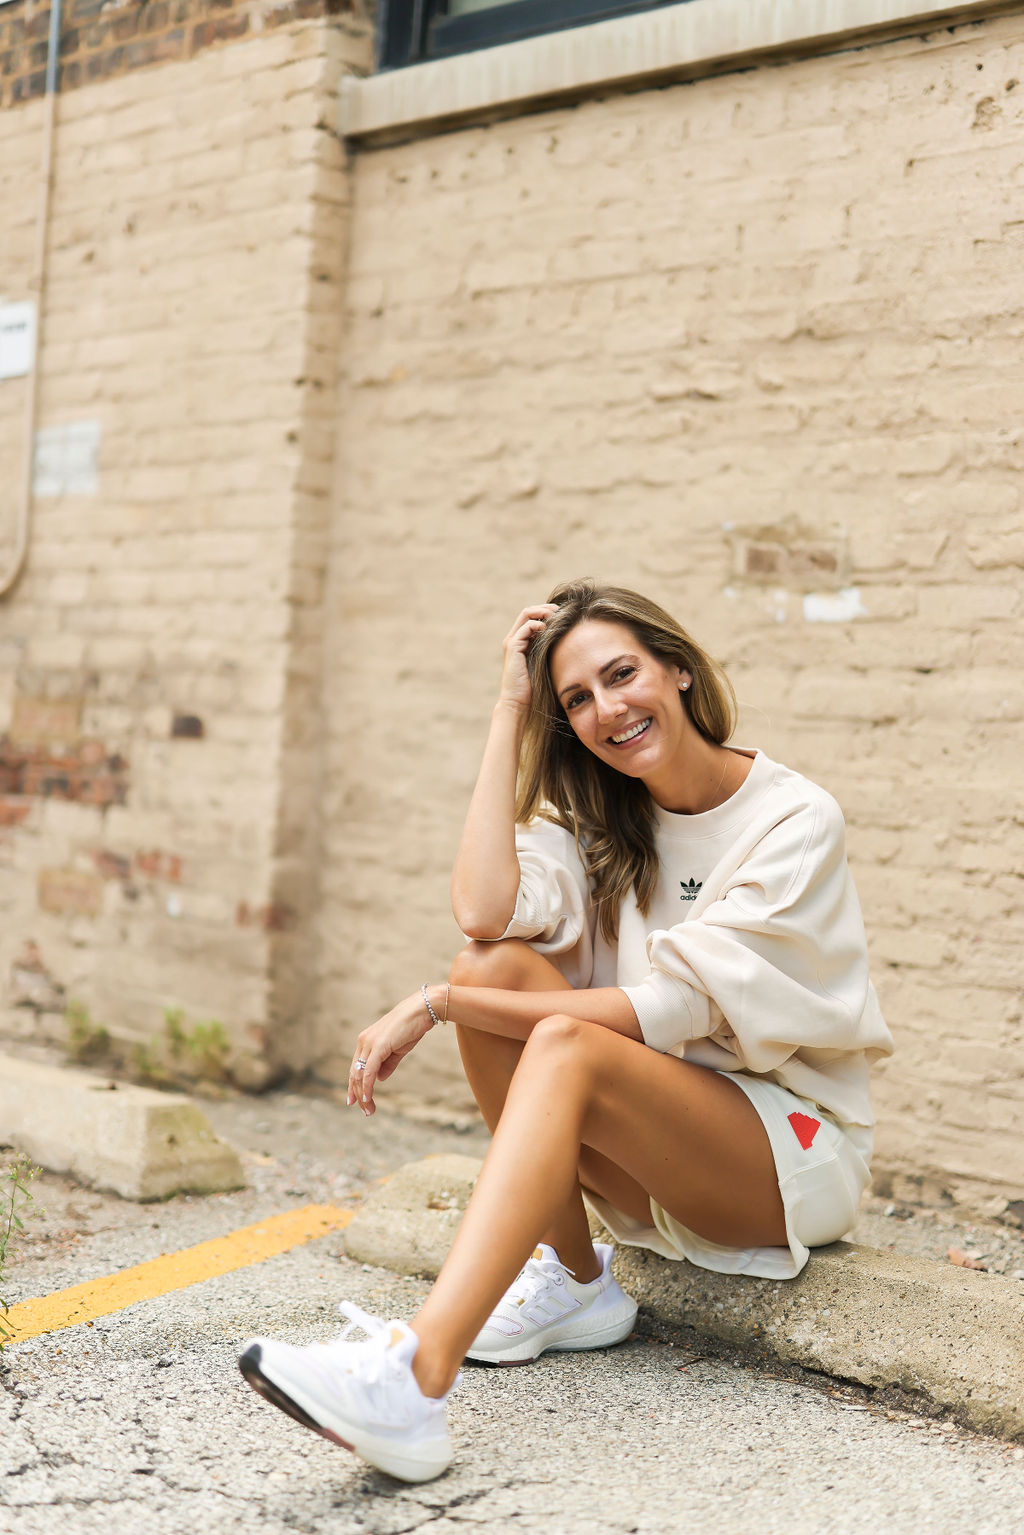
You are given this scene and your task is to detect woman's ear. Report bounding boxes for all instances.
[677,667,693,693]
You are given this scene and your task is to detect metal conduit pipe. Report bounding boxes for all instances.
[0,0,63,600]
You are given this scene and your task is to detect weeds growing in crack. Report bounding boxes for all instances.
[0,1152,39,1347]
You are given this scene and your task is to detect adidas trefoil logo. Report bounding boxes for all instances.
[679,878,703,902]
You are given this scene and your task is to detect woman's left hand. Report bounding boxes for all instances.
[348,989,440,1116]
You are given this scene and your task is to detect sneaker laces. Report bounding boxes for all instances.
[331,1301,461,1402]
[311,1301,403,1386]
[506,1252,577,1310]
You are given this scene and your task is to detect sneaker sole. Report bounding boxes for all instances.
[465,1294,638,1365]
[238,1345,452,1484]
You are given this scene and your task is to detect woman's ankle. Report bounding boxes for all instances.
[543,1238,601,1284]
[409,1332,460,1400]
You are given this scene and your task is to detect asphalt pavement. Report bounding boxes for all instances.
[2,1085,1024,1534]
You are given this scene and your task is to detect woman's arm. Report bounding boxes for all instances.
[349,982,641,1114]
[450,604,557,938]
[448,982,642,1043]
[449,701,528,938]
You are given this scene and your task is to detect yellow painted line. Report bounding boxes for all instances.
[2,1203,353,1346]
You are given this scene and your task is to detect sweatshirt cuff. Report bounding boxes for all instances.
[620,971,702,1054]
[497,884,542,942]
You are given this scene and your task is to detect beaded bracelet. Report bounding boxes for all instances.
[421,982,447,1027]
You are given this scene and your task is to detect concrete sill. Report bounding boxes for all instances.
[340,0,1016,145]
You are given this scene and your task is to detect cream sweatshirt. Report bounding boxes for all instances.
[500,749,893,1129]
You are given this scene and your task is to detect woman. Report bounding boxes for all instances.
[239,580,893,1483]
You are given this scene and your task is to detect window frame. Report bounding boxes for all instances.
[379,0,689,71]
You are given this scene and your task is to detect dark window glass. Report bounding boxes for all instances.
[379,0,690,71]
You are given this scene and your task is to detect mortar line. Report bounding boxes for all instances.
[1,1203,354,1346]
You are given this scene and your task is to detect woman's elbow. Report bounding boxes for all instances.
[453,909,512,942]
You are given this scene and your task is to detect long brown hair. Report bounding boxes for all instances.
[515,580,737,940]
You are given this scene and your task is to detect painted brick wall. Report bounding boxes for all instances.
[0,10,371,1083]
[318,15,1024,1204]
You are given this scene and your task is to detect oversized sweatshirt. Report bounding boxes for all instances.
[499,749,893,1129]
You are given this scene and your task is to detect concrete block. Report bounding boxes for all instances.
[0,1055,244,1202]
[344,1156,1024,1441]
[343,1154,481,1278]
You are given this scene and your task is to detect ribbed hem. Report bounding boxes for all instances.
[621,971,700,1052]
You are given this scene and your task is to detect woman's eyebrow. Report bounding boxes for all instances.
[556,654,637,701]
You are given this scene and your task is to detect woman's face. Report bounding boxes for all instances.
[548,619,692,781]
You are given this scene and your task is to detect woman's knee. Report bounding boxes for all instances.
[449,938,534,990]
[521,1011,591,1061]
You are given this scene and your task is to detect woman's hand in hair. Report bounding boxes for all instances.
[347,989,440,1116]
[499,605,558,712]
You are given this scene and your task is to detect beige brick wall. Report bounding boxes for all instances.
[0,14,370,1084]
[318,15,1024,1203]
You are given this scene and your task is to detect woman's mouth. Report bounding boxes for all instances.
[609,718,652,747]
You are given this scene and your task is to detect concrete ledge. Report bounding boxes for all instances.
[0,1055,244,1201]
[341,0,1016,144]
[344,1156,1024,1441]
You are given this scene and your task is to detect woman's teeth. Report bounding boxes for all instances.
[610,718,651,745]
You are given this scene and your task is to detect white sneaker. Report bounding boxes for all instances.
[466,1242,637,1365]
[238,1302,456,1483]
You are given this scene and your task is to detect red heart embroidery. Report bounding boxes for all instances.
[788,1112,821,1150]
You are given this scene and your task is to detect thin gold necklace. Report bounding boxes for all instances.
[700,752,732,814]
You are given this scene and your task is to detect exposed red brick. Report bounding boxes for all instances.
[141,1,172,33]
[236,900,292,931]
[123,30,187,69]
[93,848,132,880]
[0,737,130,806]
[111,10,141,43]
[9,71,43,103]
[85,47,126,83]
[1,1,345,107]
[0,799,30,827]
[135,849,184,882]
[189,13,249,53]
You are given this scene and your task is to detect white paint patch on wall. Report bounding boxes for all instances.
[33,421,101,498]
[803,587,868,624]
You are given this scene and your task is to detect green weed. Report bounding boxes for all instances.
[0,1153,39,1348]
[64,1000,111,1064]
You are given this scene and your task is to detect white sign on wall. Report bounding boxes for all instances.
[0,302,35,380]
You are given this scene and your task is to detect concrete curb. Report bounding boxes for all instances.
[343,1155,1024,1442]
[0,1055,245,1201]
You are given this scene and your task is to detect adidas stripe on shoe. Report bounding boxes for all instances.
[466,1242,637,1365]
[238,1302,456,1483]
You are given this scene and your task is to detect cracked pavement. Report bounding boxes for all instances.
[3,1086,1024,1534]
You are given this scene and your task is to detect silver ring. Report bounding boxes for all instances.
[355,1058,367,1071]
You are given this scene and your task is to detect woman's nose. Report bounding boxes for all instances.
[594,689,626,722]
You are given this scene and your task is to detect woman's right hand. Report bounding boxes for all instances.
[499,605,558,711]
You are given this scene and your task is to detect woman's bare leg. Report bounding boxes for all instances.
[451,941,600,1279]
[410,1013,785,1398]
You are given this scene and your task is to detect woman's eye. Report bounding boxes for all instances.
[613,667,635,683]
[565,693,587,710]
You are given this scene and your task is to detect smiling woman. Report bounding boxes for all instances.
[238,578,893,1484]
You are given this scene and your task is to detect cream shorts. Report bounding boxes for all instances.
[582,1071,873,1280]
